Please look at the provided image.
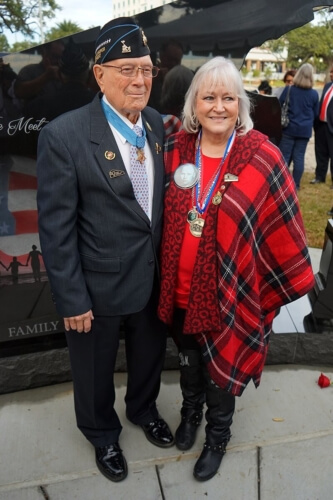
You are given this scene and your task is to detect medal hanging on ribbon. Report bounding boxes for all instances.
[101,99,147,164]
[136,134,146,163]
[136,148,146,164]
[188,130,235,237]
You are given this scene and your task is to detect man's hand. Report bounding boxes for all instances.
[64,310,94,333]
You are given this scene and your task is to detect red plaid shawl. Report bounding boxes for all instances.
[158,129,315,396]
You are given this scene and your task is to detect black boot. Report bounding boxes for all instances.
[175,349,205,451]
[193,377,235,481]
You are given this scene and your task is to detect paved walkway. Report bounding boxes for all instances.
[0,249,331,499]
[1,364,333,500]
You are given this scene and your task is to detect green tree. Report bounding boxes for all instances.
[45,20,83,42]
[11,40,36,52]
[262,36,288,63]
[261,9,333,73]
[286,24,333,69]
[0,33,10,52]
[0,0,60,38]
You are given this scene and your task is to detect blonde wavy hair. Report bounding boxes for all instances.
[182,56,253,136]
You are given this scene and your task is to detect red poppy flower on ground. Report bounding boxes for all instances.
[318,373,332,388]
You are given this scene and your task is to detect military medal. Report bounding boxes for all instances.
[187,208,198,222]
[174,163,198,189]
[187,130,236,237]
[189,217,205,237]
[212,192,222,205]
[101,101,148,164]
[187,207,205,237]
[136,148,146,164]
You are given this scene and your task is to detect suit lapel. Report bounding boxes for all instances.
[142,112,164,230]
[90,94,151,223]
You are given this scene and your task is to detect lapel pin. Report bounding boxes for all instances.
[105,151,116,160]
[155,143,162,154]
[145,121,152,131]
[109,170,125,178]
[224,173,238,182]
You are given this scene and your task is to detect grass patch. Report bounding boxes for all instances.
[297,171,332,248]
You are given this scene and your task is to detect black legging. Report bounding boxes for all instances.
[170,308,201,350]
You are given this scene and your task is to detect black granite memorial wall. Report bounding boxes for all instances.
[1,0,333,393]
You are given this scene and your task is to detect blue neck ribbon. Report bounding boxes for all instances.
[101,100,146,149]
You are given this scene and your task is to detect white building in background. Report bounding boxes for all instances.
[244,47,289,74]
[113,0,172,18]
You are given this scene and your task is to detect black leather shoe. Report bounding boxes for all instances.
[175,409,203,451]
[141,418,174,448]
[193,442,227,482]
[95,443,128,482]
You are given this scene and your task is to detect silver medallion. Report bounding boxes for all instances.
[174,163,198,189]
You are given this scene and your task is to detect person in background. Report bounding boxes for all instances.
[160,64,194,118]
[26,41,95,122]
[148,38,184,112]
[160,64,194,137]
[278,63,319,190]
[14,40,64,102]
[311,65,333,187]
[158,56,315,482]
[37,17,173,484]
[258,80,272,95]
[274,69,296,98]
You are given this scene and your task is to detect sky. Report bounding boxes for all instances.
[52,0,112,31]
[5,0,113,45]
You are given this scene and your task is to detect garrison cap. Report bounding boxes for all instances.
[94,17,150,64]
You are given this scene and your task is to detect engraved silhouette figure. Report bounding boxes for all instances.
[26,244,42,282]
[6,256,25,284]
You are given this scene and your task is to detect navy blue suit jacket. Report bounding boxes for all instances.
[37,93,165,317]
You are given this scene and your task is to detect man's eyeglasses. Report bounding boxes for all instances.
[285,79,293,84]
[101,64,160,78]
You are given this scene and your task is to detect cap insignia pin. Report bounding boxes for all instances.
[142,30,148,47]
[121,40,131,53]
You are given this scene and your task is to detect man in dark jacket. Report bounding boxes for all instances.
[311,66,333,186]
[37,17,174,483]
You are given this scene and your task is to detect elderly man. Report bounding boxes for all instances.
[37,17,173,483]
